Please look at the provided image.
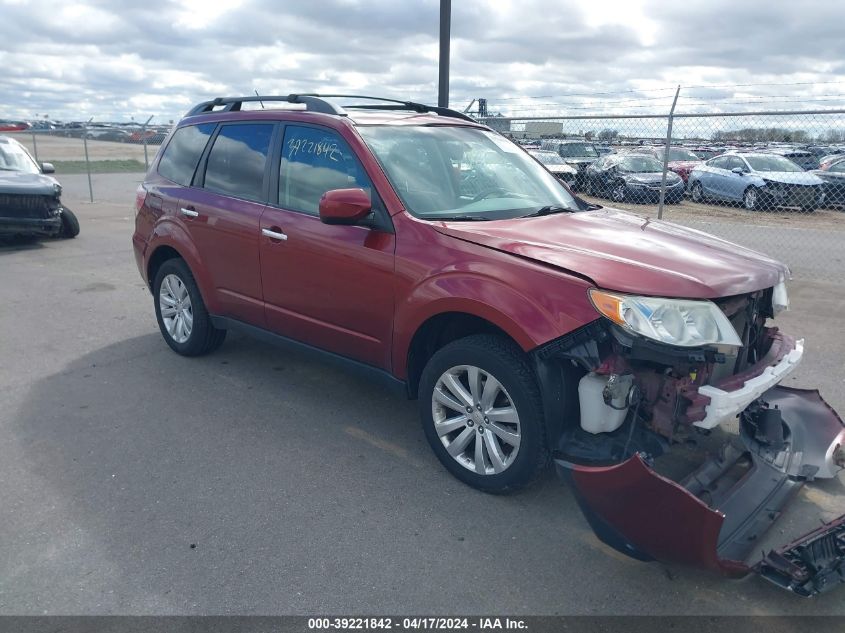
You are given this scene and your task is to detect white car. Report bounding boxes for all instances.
[527,149,578,188]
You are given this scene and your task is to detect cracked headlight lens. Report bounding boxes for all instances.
[772,280,789,315]
[589,289,743,347]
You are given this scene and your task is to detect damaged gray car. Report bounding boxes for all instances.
[0,135,79,240]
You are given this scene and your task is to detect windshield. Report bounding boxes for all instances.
[745,155,804,172]
[558,142,599,158]
[0,140,40,174]
[358,126,580,220]
[529,150,567,165]
[618,156,664,173]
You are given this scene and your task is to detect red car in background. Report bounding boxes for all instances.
[0,120,30,132]
[627,146,704,183]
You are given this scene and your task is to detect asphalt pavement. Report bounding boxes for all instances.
[1,173,844,615]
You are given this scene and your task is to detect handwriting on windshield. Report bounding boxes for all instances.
[287,137,342,162]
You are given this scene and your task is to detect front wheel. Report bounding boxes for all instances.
[60,207,80,238]
[419,334,547,494]
[743,186,760,210]
[610,181,626,203]
[153,258,226,356]
[690,181,705,203]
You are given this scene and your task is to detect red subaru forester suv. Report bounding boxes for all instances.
[133,95,844,595]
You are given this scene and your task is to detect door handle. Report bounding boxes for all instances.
[262,228,288,241]
[180,207,199,218]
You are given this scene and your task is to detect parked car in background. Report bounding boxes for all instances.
[819,153,845,170]
[129,128,168,145]
[624,146,703,183]
[767,147,819,171]
[584,153,685,203]
[538,139,600,190]
[0,135,79,239]
[809,159,845,206]
[527,149,577,188]
[0,120,30,132]
[688,151,825,211]
[688,146,719,160]
[84,126,133,142]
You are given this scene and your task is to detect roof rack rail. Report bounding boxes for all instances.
[186,94,477,123]
[186,95,346,117]
[304,94,477,123]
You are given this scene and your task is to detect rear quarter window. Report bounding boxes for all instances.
[203,123,274,202]
[157,123,215,186]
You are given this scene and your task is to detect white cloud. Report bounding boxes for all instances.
[0,0,844,123]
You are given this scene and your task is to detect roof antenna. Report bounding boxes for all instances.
[254,90,265,109]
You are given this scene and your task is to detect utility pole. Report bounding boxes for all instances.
[438,0,451,108]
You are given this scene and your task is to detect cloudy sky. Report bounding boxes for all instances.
[2,0,844,123]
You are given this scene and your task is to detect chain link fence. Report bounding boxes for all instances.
[3,120,169,201]
[478,109,845,282]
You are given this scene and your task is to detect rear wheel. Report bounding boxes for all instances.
[419,334,547,494]
[153,258,226,356]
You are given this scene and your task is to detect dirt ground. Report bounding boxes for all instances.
[6,131,152,163]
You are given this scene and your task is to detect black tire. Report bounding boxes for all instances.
[743,186,760,211]
[610,181,626,203]
[418,334,548,494]
[153,258,226,356]
[690,181,705,203]
[60,207,80,238]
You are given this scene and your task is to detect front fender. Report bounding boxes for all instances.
[392,270,595,379]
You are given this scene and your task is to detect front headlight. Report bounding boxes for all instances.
[772,280,789,315]
[589,289,743,347]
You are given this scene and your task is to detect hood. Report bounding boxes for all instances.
[0,171,59,196]
[623,172,682,185]
[564,157,597,167]
[434,208,789,299]
[669,160,700,170]
[546,164,577,175]
[755,171,825,186]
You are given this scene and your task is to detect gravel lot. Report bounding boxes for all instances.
[1,173,844,615]
[6,131,153,163]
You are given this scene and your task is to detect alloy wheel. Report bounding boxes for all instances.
[611,183,626,202]
[159,273,193,344]
[744,187,758,210]
[431,365,521,475]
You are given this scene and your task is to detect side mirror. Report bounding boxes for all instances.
[41,162,55,174]
[731,167,745,175]
[319,188,372,225]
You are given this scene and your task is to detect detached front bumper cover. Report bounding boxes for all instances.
[557,386,845,596]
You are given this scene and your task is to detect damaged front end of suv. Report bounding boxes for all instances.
[539,281,845,597]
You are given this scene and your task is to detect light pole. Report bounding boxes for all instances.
[438,0,451,108]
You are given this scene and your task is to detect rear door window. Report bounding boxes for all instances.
[203,123,274,202]
[278,125,373,215]
[158,123,215,186]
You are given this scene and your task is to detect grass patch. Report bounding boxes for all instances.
[52,159,147,174]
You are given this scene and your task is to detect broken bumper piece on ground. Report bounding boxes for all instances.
[556,387,845,597]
